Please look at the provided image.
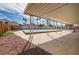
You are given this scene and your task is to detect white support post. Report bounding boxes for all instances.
[37,17,38,25]
[46,20,48,33]
[53,21,55,29]
[56,21,58,33]
[29,15,32,40]
[67,24,69,31]
[21,15,32,52]
[65,24,67,32]
[61,23,62,32]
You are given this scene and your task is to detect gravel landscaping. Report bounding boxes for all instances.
[0,34,27,55]
[0,34,51,55]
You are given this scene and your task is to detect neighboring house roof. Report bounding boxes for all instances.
[0,21,2,23]
[0,19,9,23]
[9,21,20,26]
[0,19,20,26]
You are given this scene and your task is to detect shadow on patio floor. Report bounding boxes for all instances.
[18,46,52,55]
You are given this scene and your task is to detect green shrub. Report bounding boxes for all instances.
[2,32,13,37]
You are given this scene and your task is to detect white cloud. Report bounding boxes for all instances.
[0,3,27,14]
[0,3,28,24]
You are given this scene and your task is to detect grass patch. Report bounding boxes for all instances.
[2,32,13,37]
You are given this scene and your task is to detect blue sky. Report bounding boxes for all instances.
[0,3,27,24]
[0,3,48,25]
[0,3,64,26]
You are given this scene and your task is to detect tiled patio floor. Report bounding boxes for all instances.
[39,32,79,55]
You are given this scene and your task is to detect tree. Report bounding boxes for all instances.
[23,18,27,25]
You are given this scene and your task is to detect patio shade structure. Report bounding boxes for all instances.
[24,3,79,24]
[22,3,79,52]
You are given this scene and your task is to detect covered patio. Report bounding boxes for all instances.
[13,3,79,54]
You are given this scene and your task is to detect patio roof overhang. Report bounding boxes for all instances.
[24,3,79,24]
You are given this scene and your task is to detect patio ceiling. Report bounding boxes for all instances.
[24,3,79,24]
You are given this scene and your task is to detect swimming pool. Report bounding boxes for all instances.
[22,29,57,33]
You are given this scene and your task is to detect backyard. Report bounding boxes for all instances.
[0,31,51,55]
